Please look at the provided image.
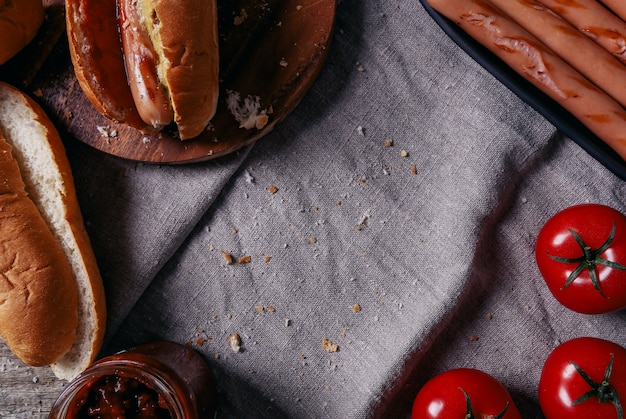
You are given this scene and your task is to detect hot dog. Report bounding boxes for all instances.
[66,0,219,140]
[538,0,626,64]
[426,0,626,161]
[0,82,106,381]
[487,0,626,109]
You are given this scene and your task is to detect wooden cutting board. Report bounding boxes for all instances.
[0,0,337,164]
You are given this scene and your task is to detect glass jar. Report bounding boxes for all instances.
[48,340,217,419]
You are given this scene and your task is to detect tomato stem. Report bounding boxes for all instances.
[570,354,623,419]
[547,222,626,297]
[459,387,510,419]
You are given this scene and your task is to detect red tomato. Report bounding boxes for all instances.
[539,337,626,419]
[412,368,521,418]
[535,203,626,314]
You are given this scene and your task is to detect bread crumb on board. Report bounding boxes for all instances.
[226,90,269,130]
[322,338,339,353]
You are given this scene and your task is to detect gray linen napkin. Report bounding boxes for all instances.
[2,0,625,418]
[96,1,626,417]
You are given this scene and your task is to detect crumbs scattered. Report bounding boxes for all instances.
[96,125,118,139]
[234,9,248,25]
[351,304,361,313]
[226,90,269,130]
[400,150,409,157]
[268,185,278,194]
[220,251,252,265]
[220,250,234,265]
[237,255,251,264]
[228,333,242,352]
[385,139,393,147]
[322,338,339,353]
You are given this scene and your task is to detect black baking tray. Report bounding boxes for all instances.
[419,0,626,181]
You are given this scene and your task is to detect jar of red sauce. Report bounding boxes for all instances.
[48,341,217,419]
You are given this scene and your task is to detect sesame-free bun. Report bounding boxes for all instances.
[0,82,107,380]
[0,0,45,65]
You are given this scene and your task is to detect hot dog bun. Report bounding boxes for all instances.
[0,82,106,380]
[66,0,219,140]
[152,0,220,140]
[0,0,44,65]
[0,131,78,367]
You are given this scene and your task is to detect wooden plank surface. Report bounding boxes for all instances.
[0,344,65,417]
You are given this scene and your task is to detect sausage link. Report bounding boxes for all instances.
[118,0,173,129]
[538,0,626,64]
[426,0,626,160]
[599,1,626,23]
[65,0,146,129]
[487,0,626,109]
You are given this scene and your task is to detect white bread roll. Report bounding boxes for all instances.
[0,132,78,366]
[0,0,45,65]
[0,82,106,380]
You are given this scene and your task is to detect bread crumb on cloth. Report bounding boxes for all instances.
[237,255,251,264]
[227,333,242,352]
[220,250,234,265]
[322,338,339,353]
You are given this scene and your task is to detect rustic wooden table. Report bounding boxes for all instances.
[0,344,65,417]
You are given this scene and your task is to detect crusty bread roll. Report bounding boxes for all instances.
[0,82,107,380]
[0,0,45,65]
[66,0,219,140]
[152,0,220,139]
[0,133,78,366]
